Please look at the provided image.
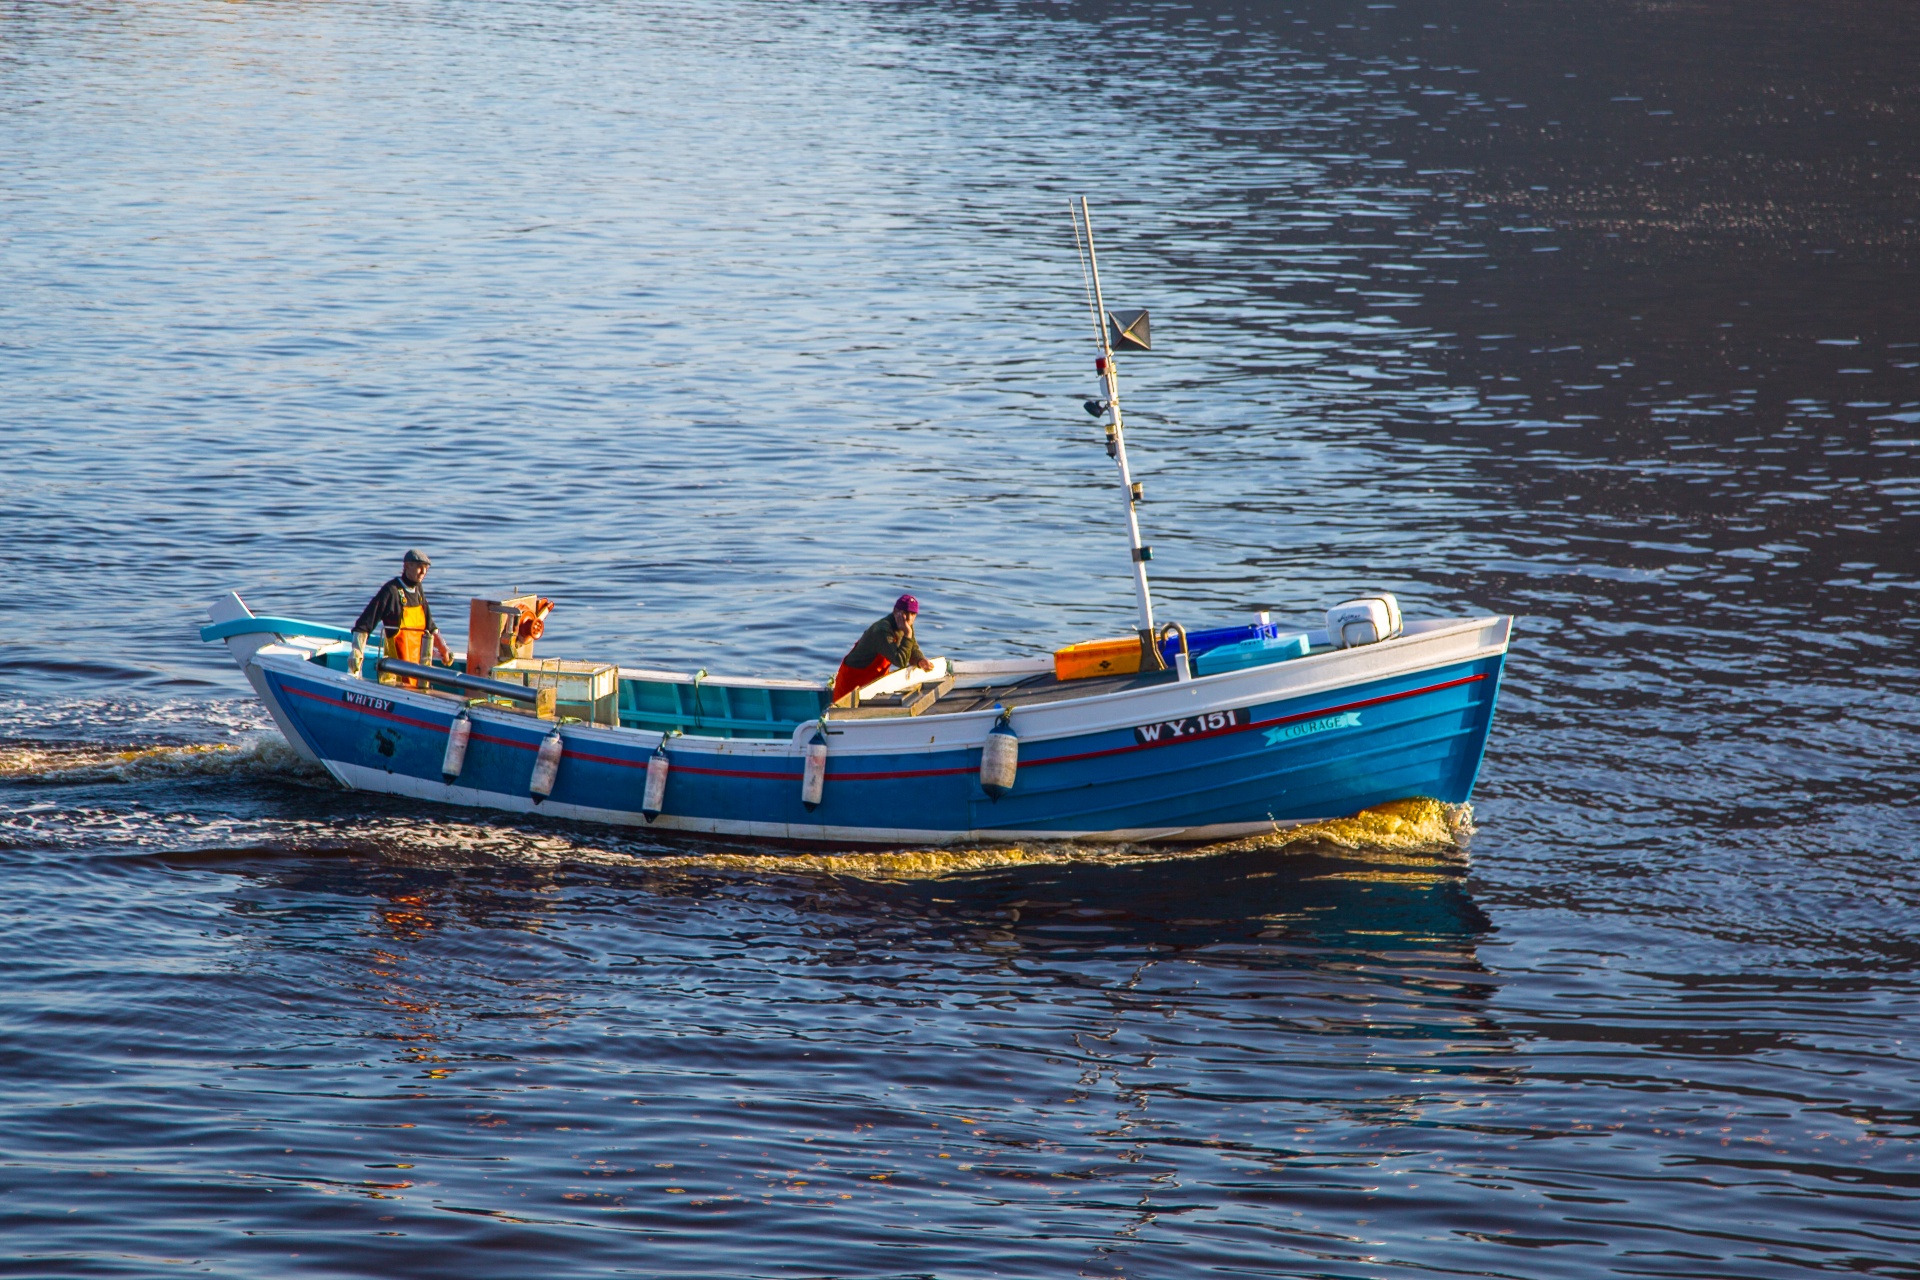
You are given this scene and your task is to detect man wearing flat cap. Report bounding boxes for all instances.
[350,549,450,684]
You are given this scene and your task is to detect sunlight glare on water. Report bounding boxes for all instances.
[2,1,1917,1276]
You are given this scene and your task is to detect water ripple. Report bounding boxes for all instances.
[2,0,1917,1275]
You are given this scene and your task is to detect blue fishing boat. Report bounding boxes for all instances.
[203,202,1511,847]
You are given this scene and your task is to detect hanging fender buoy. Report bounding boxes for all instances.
[980,708,1018,800]
[441,710,472,781]
[530,728,564,802]
[642,740,671,822]
[800,725,828,811]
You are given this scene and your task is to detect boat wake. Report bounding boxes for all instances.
[118,796,1471,882]
[653,798,1472,881]
[1214,796,1473,857]
[3,724,1469,881]
[0,735,325,785]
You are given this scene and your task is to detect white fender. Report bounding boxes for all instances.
[530,729,564,801]
[980,710,1018,800]
[441,711,472,780]
[801,727,828,811]
[642,742,670,822]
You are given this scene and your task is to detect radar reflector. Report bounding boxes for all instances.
[1107,308,1151,352]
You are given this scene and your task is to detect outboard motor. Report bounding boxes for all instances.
[1325,594,1404,648]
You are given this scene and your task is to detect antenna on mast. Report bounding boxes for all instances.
[1070,197,1162,667]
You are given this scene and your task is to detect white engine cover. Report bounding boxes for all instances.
[1326,594,1404,649]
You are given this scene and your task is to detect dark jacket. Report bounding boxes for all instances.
[843,614,923,671]
[352,576,437,636]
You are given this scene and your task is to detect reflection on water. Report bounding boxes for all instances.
[3,0,1918,1274]
[163,835,1511,1275]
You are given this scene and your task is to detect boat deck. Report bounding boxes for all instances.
[824,667,1180,720]
[931,667,1178,714]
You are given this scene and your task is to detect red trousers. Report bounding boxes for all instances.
[832,655,891,702]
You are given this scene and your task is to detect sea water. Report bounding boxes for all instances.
[3,2,1916,1275]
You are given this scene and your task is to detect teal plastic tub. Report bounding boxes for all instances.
[1192,632,1310,676]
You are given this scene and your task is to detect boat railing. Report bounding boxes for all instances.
[199,615,355,644]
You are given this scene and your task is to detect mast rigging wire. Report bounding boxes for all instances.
[1070,201,1105,350]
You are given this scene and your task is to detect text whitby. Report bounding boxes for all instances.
[1133,707,1246,745]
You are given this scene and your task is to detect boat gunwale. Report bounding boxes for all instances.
[245,613,1510,756]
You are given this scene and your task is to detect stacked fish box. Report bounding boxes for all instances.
[1054,622,1309,682]
[1157,621,1281,666]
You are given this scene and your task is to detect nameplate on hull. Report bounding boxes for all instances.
[1133,707,1246,745]
[343,690,394,713]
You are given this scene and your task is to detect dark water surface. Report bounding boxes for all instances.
[4,2,1918,1276]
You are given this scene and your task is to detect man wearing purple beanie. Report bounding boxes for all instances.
[832,593,934,703]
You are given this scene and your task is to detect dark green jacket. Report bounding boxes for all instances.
[843,615,923,670]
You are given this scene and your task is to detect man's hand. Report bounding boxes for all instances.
[916,657,934,672]
[432,632,453,664]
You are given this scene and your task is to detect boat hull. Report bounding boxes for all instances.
[240,615,1509,846]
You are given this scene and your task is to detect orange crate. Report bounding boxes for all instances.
[1054,635,1144,682]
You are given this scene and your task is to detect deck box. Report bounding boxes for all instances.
[1192,633,1311,676]
[1158,621,1281,665]
[1054,636,1146,681]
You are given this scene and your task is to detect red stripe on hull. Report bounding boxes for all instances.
[279,670,1486,785]
[1025,673,1487,769]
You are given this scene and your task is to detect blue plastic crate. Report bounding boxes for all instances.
[1160,622,1280,664]
[1191,632,1310,676]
